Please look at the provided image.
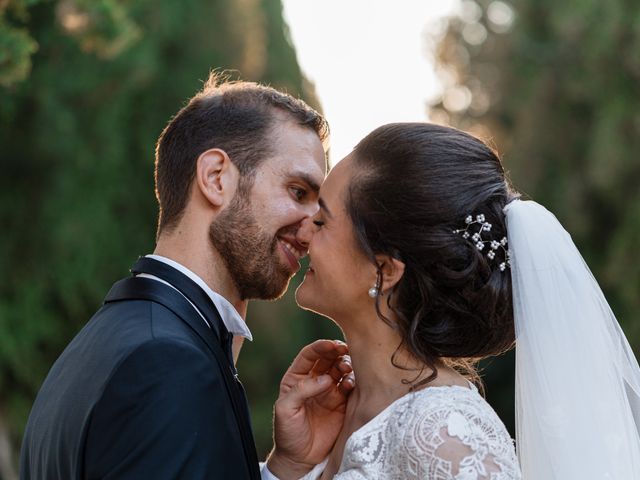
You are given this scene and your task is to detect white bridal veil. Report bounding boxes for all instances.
[505,200,640,479]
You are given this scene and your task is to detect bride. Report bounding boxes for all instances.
[274,123,640,479]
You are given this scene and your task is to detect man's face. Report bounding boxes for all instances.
[210,119,326,300]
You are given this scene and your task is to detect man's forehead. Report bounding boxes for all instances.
[269,123,327,182]
[271,117,326,153]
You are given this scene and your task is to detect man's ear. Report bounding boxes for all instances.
[375,254,406,295]
[195,148,239,207]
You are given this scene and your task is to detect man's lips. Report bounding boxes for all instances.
[278,238,306,271]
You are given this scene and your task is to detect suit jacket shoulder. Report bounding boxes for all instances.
[20,297,251,480]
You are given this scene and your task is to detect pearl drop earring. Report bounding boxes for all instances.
[368,286,379,298]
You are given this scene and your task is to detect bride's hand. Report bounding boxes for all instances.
[267,339,354,479]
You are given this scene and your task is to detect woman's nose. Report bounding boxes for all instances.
[296,216,315,248]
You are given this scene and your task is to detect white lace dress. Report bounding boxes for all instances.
[301,383,521,479]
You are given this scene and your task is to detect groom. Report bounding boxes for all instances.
[20,75,352,479]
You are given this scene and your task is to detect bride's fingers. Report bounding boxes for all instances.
[310,376,354,411]
[310,350,349,377]
[277,374,335,413]
[326,356,352,382]
[327,365,342,382]
[287,340,348,377]
[338,373,355,396]
[337,355,352,374]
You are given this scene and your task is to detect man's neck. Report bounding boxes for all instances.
[153,236,248,319]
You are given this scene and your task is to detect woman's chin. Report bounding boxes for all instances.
[295,281,322,313]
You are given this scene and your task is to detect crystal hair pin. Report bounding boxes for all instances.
[453,214,511,271]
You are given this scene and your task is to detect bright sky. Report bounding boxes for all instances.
[282,0,459,164]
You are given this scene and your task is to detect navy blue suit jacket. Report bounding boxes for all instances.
[20,259,260,479]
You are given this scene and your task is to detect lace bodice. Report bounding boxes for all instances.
[302,383,521,479]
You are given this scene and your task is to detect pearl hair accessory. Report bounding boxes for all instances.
[453,213,511,271]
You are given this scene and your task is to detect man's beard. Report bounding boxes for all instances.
[209,193,292,301]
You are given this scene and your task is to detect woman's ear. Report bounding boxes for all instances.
[375,254,406,294]
[195,148,239,207]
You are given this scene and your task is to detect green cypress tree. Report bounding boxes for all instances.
[0,0,330,473]
[432,0,640,434]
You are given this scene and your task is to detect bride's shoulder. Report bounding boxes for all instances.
[394,383,508,437]
[383,384,521,479]
[334,384,521,479]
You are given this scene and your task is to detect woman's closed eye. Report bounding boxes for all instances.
[313,219,325,228]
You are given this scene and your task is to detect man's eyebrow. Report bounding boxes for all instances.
[289,171,321,193]
[319,197,333,218]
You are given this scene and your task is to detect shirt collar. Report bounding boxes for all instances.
[145,254,252,341]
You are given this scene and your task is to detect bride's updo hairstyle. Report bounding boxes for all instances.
[348,123,519,388]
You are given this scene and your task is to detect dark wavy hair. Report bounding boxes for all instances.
[155,72,328,237]
[348,123,520,390]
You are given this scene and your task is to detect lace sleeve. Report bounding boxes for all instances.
[428,411,506,479]
[308,388,520,479]
[389,392,521,480]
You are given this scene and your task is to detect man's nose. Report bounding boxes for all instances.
[296,216,315,248]
[300,200,319,219]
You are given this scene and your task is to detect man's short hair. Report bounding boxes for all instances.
[154,72,329,236]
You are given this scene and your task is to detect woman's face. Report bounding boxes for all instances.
[295,155,378,321]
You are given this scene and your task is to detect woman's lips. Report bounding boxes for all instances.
[305,262,315,276]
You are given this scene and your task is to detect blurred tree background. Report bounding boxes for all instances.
[0,0,340,478]
[430,0,640,435]
[2,0,640,478]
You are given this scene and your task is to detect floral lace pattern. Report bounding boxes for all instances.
[302,384,521,479]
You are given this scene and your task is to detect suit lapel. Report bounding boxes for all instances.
[104,277,223,362]
[131,257,227,339]
[104,274,261,479]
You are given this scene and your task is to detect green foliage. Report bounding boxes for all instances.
[0,0,326,472]
[56,0,142,59]
[433,0,640,433]
[0,7,39,87]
